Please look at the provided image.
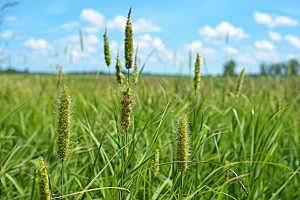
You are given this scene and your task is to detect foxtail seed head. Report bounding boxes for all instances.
[103,28,112,67]
[118,80,133,134]
[235,67,245,98]
[132,46,139,83]
[36,157,50,200]
[124,7,133,69]
[115,51,124,85]
[56,85,73,160]
[175,113,191,172]
[193,53,201,96]
[153,149,159,177]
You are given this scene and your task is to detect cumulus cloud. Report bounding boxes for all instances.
[24,38,53,50]
[287,53,297,60]
[80,9,105,27]
[184,40,216,58]
[107,15,161,33]
[268,31,281,41]
[284,35,300,49]
[254,40,275,50]
[134,34,165,50]
[199,22,248,41]
[1,30,13,39]
[235,54,255,64]
[61,21,80,29]
[254,12,298,28]
[222,46,239,54]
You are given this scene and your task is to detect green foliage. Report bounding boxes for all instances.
[223,59,236,76]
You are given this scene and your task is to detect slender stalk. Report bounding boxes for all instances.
[181,172,183,200]
[61,160,63,200]
[128,69,130,85]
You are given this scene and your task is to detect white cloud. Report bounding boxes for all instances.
[24,38,53,50]
[107,15,161,33]
[1,30,13,39]
[107,15,127,32]
[6,16,17,21]
[80,9,105,33]
[61,21,80,29]
[86,34,99,44]
[254,40,275,50]
[60,34,99,45]
[254,12,298,28]
[235,54,255,64]
[287,53,297,60]
[284,35,300,49]
[86,46,97,53]
[199,22,248,40]
[133,18,162,32]
[109,40,119,54]
[184,40,216,58]
[222,46,239,54]
[268,31,281,41]
[135,34,165,50]
[80,9,105,27]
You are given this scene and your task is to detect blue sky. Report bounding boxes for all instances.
[1,0,300,75]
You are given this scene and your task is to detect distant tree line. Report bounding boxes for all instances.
[223,58,300,76]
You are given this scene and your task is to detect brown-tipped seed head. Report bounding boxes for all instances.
[103,28,112,67]
[193,53,201,96]
[36,157,50,200]
[56,85,73,160]
[132,45,139,83]
[235,67,245,98]
[175,113,191,172]
[118,80,133,134]
[115,51,125,84]
[124,7,134,69]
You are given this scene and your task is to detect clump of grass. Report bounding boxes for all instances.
[124,7,133,70]
[193,53,201,97]
[103,27,112,67]
[132,46,139,84]
[36,157,50,200]
[235,67,245,99]
[115,51,124,85]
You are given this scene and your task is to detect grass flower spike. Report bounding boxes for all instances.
[103,28,112,67]
[153,149,159,177]
[235,67,245,98]
[124,7,133,69]
[132,46,139,83]
[115,51,124,84]
[57,66,62,89]
[36,157,50,200]
[193,53,201,96]
[119,79,133,134]
[175,113,191,172]
[56,85,73,160]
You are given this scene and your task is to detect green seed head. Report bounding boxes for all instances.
[118,80,133,134]
[115,51,125,84]
[175,113,191,172]
[124,7,134,69]
[132,46,139,83]
[235,67,245,98]
[193,53,201,96]
[57,66,63,89]
[55,85,73,160]
[153,149,159,177]
[103,28,112,67]
[36,157,50,200]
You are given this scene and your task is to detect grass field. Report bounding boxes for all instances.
[1,73,300,199]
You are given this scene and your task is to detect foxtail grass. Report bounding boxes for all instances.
[115,50,124,85]
[36,157,50,200]
[132,45,139,84]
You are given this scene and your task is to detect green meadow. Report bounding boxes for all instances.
[1,73,300,199]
